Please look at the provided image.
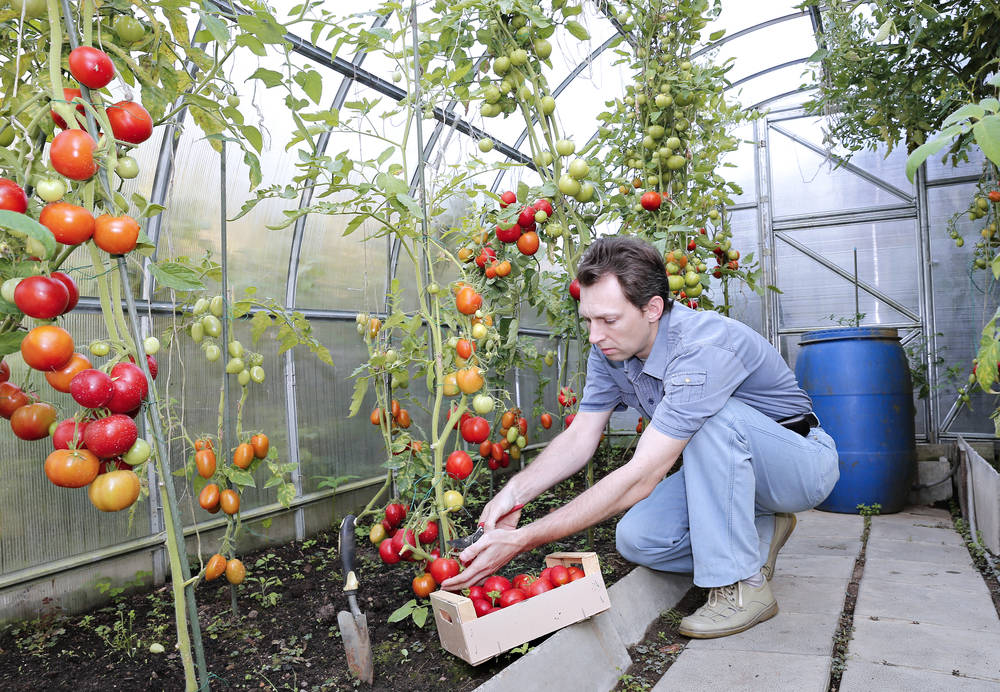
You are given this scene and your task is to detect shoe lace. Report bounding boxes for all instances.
[706,582,743,609]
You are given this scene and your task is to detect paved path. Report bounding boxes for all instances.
[654,507,1000,691]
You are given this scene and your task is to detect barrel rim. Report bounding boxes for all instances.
[799,326,899,345]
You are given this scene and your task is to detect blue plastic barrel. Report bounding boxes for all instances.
[795,327,915,514]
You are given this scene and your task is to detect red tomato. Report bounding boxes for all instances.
[70,368,114,408]
[384,502,407,528]
[418,520,439,544]
[526,577,554,598]
[50,272,79,313]
[378,538,400,564]
[517,206,536,228]
[533,198,553,217]
[540,413,552,429]
[83,414,138,459]
[455,286,482,315]
[548,565,571,587]
[39,203,95,245]
[565,413,576,427]
[495,222,521,243]
[14,276,69,319]
[106,101,153,144]
[68,46,115,89]
[512,573,533,591]
[21,325,74,371]
[516,231,540,255]
[472,598,493,617]
[568,566,586,581]
[390,528,417,562]
[482,575,512,604]
[499,588,527,607]
[0,178,27,213]
[50,88,86,129]
[468,585,488,602]
[0,360,9,383]
[455,338,474,359]
[487,457,500,471]
[52,418,89,450]
[499,190,517,208]
[10,402,57,440]
[88,469,141,512]
[475,247,497,269]
[50,130,97,180]
[93,214,140,254]
[0,382,32,419]
[429,557,460,584]
[446,450,473,479]
[460,416,490,444]
[412,573,436,598]
[568,278,581,301]
[640,190,662,210]
[479,440,492,458]
[127,353,158,380]
[44,352,90,393]
[45,448,99,488]
[518,417,528,435]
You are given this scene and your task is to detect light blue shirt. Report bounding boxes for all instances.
[579,303,813,440]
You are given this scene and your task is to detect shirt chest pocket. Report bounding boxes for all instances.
[667,372,706,404]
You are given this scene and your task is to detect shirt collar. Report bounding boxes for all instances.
[641,305,674,379]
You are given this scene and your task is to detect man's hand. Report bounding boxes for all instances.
[440,528,525,591]
[478,487,523,531]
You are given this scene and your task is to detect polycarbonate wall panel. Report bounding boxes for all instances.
[295,320,386,492]
[926,183,997,436]
[926,144,987,182]
[0,310,155,575]
[774,220,920,331]
[720,209,764,334]
[712,15,815,86]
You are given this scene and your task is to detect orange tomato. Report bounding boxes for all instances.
[370,407,383,426]
[233,443,254,469]
[45,352,91,393]
[205,553,227,581]
[456,339,473,360]
[225,558,246,585]
[93,214,140,255]
[87,469,140,512]
[485,264,497,279]
[39,202,95,245]
[495,260,512,277]
[199,483,220,512]
[391,399,401,419]
[540,413,552,429]
[479,440,492,458]
[456,366,484,394]
[516,230,540,255]
[412,573,437,598]
[195,449,216,478]
[194,438,213,451]
[250,433,269,459]
[443,372,459,396]
[396,409,411,428]
[220,489,240,515]
[501,410,516,429]
[455,286,482,315]
[44,448,99,488]
[367,317,381,339]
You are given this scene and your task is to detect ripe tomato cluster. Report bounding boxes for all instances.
[557,386,578,428]
[195,433,269,515]
[464,562,587,617]
[370,398,412,430]
[204,553,246,586]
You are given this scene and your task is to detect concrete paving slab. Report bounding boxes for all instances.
[687,610,839,657]
[793,510,863,538]
[769,575,851,616]
[771,554,857,581]
[653,649,831,692]
[863,556,985,592]
[840,658,1000,692]
[473,606,632,692]
[848,618,1000,681]
[873,506,952,522]
[780,535,861,559]
[605,567,692,648]
[869,518,964,546]
[866,536,974,566]
[854,578,1000,632]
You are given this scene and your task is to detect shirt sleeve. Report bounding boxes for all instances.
[578,345,624,413]
[650,344,751,439]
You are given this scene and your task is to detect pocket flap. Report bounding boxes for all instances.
[669,372,706,387]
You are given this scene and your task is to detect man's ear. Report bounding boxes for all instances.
[643,296,664,322]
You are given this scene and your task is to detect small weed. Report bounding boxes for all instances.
[246,574,284,608]
[94,609,142,660]
[94,571,151,600]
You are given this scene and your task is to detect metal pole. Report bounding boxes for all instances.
[854,247,860,327]
[915,164,939,443]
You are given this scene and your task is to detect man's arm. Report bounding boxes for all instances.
[442,425,687,590]
[477,409,611,531]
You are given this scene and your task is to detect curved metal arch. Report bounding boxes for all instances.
[691,9,812,61]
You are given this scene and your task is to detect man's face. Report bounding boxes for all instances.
[579,274,661,361]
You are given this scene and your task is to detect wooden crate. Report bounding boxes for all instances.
[430,552,611,665]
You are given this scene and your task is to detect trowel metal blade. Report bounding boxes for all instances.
[337,610,374,684]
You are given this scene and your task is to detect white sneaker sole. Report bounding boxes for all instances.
[678,600,779,639]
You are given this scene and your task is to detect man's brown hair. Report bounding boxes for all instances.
[576,235,672,311]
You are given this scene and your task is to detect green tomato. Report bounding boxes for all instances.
[506,426,519,443]
[493,56,510,75]
[478,138,494,153]
[25,237,47,259]
[143,336,160,355]
[115,156,139,179]
[201,315,222,338]
[509,49,528,67]
[1,277,21,303]
[225,357,245,374]
[555,139,575,157]
[472,394,494,414]
[392,70,403,83]
[558,174,581,197]
[575,182,595,203]
[684,271,700,287]
[114,16,145,42]
[250,365,266,383]
[666,136,682,150]
[228,340,244,358]
[666,155,687,171]
[209,295,224,317]
[534,210,548,223]
[443,490,463,510]
[680,61,692,71]
[237,369,251,386]
[90,340,110,357]
[543,351,555,366]
[536,150,553,167]
[685,283,703,298]
[540,96,555,116]
[193,298,209,315]
[483,85,501,104]
[204,343,221,362]
[10,0,45,18]
[190,322,205,343]
[124,438,152,466]
[0,126,14,147]
[516,435,527,448]
[655,94,671,108]
[226,94,240,108]
[35,178,65,202]
[568,158,590,180]
[667,274,684,291]
[533,38,552,60]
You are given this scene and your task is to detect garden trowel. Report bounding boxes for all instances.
[338,515,373,684]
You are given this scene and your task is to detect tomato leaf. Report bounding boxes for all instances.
[348,376,369,418]
[412,605,428,628]
[150,262,205,291]
[198,10,231,45]
[0,210,56,260]
[0,331,25,356]
[387,599,416,623]
[294,69,323,105]
[973,115,1000,167]
[250,310,272,345]
[904,125,960,182]
[276,482,295,508]
[224,467,256,488]
[565,20,589,41]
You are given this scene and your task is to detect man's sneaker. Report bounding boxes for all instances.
[678,579,778,639]
[762,512,796,581]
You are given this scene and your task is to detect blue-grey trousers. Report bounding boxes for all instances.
[616,398,839,587]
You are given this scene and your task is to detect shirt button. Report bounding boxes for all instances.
[685,378,691,383]
[647,398,654,404]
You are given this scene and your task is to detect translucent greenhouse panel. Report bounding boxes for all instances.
[719,123,757,206]
[718,208,764,335]
[0,310,156,575]
[700,1,810,52]
[925,143,987,182]
[769,124,912,217]
[773,219,921,331]
[710,14,815,88]
[295,320,387,492]
[926,184,997,436]
[548,47,623,152]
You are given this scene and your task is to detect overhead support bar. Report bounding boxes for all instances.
[772,203,916,230]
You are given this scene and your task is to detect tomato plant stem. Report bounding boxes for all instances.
[87,242,122,345]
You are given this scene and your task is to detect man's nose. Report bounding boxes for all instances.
[588,325,601,344]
